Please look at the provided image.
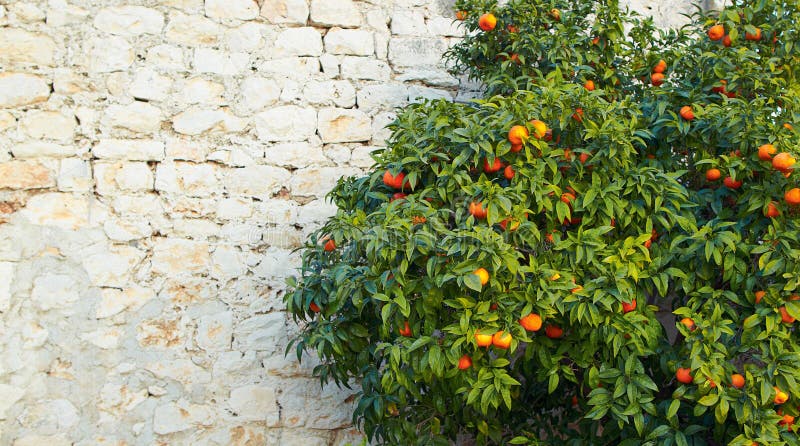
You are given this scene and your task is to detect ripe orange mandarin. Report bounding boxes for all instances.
[731,373,745,389]
[508,125,529,145]
[708,24,724,41]
[529,119,547,139]
[706,168,721,181]
[478,13,497,31]
[475,332,493,347]
[773,152,796,171]
[676,367,693,384]
[457,354,472,370]
[785,188,800,206]
[520,313,543,331]
[473,267,490,285]
[492,331,512,349]
[758,144,776,161]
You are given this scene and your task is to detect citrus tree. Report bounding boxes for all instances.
[285,0,800,444]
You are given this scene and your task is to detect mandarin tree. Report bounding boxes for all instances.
[285,0,800,444]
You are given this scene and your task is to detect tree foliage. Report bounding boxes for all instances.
[286,0,800,444]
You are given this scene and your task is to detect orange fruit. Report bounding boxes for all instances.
[653,59,667,74]
[779,414,795,428]
[780,306,795,324]
[722,34,732,47]
[508,125,529,145]
[560,192,576,205]
[411,216,427,224]
[755,290,766,304]
[478,13,497,31]
[506,24,518,33]
[469,201,488,219]
[644,239,652,249]
[492,331,512,349]
[483,157,503,173]
[622,300,637,313]
[520,313,543,331]
[680,317,696,331]
[399,321,412,337]
[579,152,591,164]
[723,176,742,189]
[784,123,794,131]
[572,108,584,122]
[383,170,408,189]
[324,239,336,251]
[745,27,762,41]
[549,8,561,21]
[503,165,515,180]
[679,106,695,121]
[309,302,321,313]
[391,192,407,202]
[455,10,467,20]
[473,267,490,285]
[785,188,800,206]
[706,168,721,181]
[499,217,520,231]
[584,80,595,91]
[549,272,561,281]
[545,325,563,339]
[651,72,664,86]
[731,373,745,389]
[475,332,493,347]
[773,152,796,171]
[765,201,780,218]
[758,144,776,161]
[510,143,523,153]
[529,119,547,139]
[708,24,725,41]
[457,354,472,370]
[571,284,583,294]
[676,367,693,384]
[774,387,789,404]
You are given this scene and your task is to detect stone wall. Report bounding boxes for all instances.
[0,0,694,445]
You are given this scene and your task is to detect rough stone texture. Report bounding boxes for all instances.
[0,0,691,444]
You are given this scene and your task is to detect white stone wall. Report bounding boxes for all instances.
[0,0,691,444]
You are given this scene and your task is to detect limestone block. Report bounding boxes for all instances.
[196,311,234,351]
[237,77,281,113]
[172,107,247,135]
[225,23,267,52]
[19,193,89,229]
[205,0,259,20]
[93,139,165,161]
[145,359,212,386]
[274,27,323,57]
[0,262,13,312]
[228,385,279,425]
[152,238,211,275]
[261,0,309,25]
[254,200,297,225]
[340,56,390,80]
[12,142,75,158]
[211,245,247,279]
[137,317,185,349]
[103,218,153,242]
[94,6,164,36]
[95,161,154,195]
[81,327,122,349]
[388,36,449,67]
[317,108,371,143]
[104,102,163,133]
[83,246,145,287]
[0,161,55,190]
[295,199,337,225]
[303,80,356,107]
[233,312,285,351]
[130,68,173,101]
[0,384,24,420]
[223,165,291,197]
[350,145,381,169]
[9,3,46,23]
[304,384,356,429]
[178,78,225,104]
[19,111,75,142]
[257,57,319,80]
[265,142,328,168]
[0,29,56,66]
[390,10,426,35]
[31,273,80,311]
[324,28,374,56]
[289,166,360,197]
[356,83,409,110]
[254,106,316,142]
[84,36,134,73]
[427,16,465,36]
[193,49,250,75]
[13,435,71,446]
[147,44,187,71]
[165,12,222,46]
[310,0,361,27]
[0,73,50,108]
[46,1,90,27]
[153,401,214,435]
[58,158,92,192]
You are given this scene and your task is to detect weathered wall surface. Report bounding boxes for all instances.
[0,0,692,445]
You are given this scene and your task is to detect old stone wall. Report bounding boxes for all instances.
[0,0,694,445]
